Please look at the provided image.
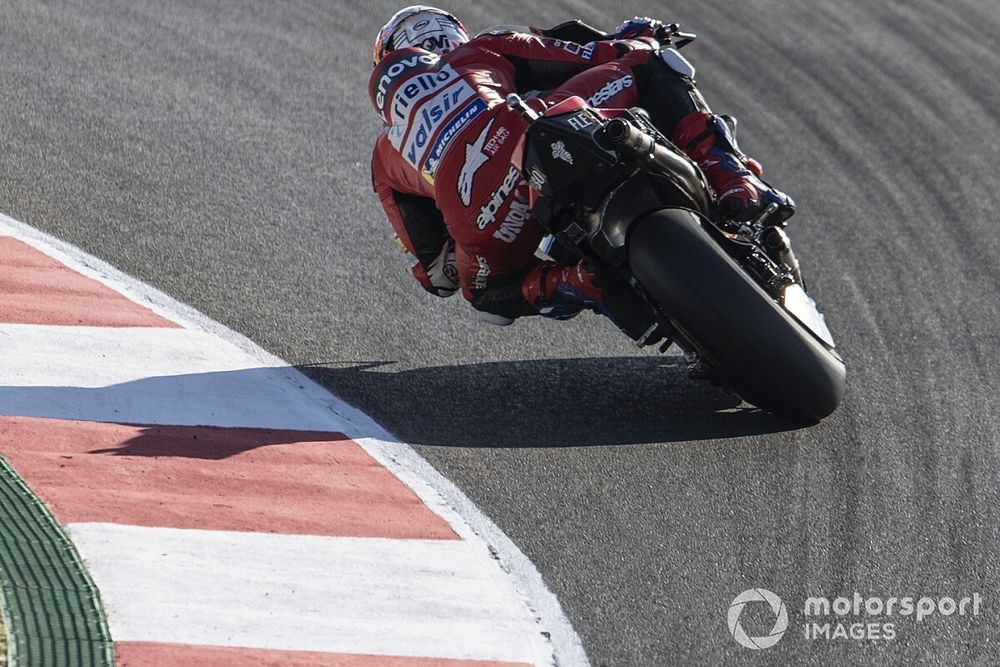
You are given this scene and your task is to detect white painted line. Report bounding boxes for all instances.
[69,522,544,662]
[0,212,590,666]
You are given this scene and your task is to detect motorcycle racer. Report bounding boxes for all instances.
[369,6,795,335]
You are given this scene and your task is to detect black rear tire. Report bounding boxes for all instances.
[628,208,846,422]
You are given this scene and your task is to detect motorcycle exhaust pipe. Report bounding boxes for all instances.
[606,117,691,175]
[605,116,712,213]
[605,117,655,157]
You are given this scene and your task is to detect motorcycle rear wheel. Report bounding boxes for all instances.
[628,207,846,423]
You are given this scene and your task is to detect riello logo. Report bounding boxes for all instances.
[728,589,789,650]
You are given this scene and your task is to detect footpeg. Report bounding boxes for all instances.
[635,322,660,347]
[760,226,803,285]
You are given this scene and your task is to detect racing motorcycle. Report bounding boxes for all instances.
[512,21,846,422]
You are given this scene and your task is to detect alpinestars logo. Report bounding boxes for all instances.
[587,74,634,107]
[458,118,495,207]
[551,141,574,165]
[477,166,521,230]
[473,254,491,290]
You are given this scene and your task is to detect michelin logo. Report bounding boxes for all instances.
[422,98,487,184]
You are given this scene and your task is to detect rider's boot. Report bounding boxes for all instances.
[672,111,796,225]
[521,260,655,340]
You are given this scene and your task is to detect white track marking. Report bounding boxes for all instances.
[0,212,590,666]
[0,325,352,430]
[69,523,543,662]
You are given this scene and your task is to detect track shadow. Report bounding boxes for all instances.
[0,357,801,455]
[85,424,346,460]
[299,356,802,447]
[0,365,350,462]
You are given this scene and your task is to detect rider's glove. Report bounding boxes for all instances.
[613,17,663,40]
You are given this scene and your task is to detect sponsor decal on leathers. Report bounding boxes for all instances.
[395,79,478,170]
[484,125,511,157]
[477,166,521,230]
[421,98,487,184]
[548,39,597,61]
[374,52,440,118]
[587,74,634,107]
[473,254,491,290]
[492,188,530,243]
[458,118,495,207]
[388,64,460,128]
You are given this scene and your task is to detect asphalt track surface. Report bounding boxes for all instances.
[2,1,999,665]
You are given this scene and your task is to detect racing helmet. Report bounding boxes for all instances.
[373,6,469,66]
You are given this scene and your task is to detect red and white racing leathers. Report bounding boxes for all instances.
[369,30,703,318]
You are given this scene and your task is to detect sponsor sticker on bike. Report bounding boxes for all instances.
[567,113,593,132]
[529,167,547,192]
[551,141,574,165]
